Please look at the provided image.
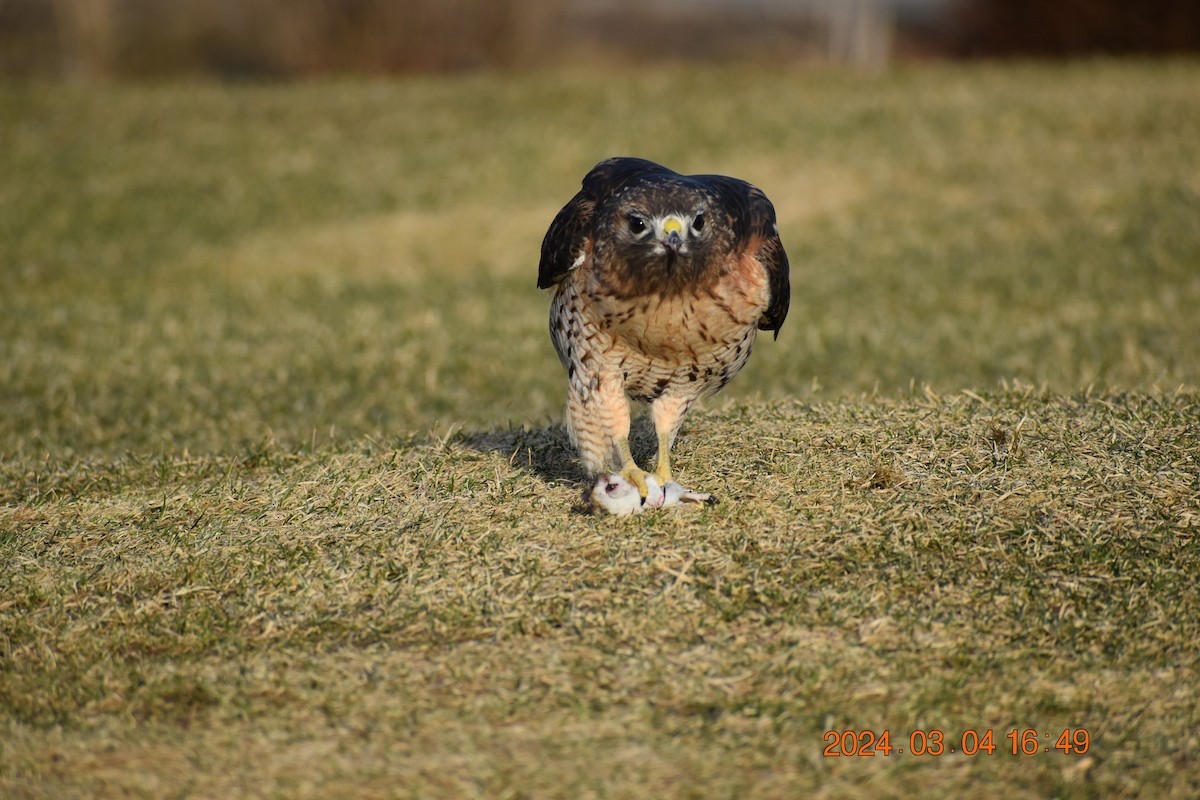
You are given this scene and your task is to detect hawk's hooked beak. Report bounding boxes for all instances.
[661,216,685,253]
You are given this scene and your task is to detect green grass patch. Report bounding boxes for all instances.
[2,60,1199,797]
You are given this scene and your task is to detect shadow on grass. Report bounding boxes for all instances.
[457,416,664,488]
[456,424,584,486]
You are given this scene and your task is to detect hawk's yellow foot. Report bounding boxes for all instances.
[616,438,651,497]
[618,464,653,498]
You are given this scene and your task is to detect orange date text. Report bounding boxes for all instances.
[822,728,1090,757]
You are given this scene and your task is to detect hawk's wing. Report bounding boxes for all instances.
[696,175,791,338]
[537,158,672,290]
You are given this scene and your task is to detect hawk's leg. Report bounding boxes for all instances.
[650,395,692,486]
[567,374,652,497]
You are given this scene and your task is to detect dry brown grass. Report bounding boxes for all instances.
[2,390,1197,797]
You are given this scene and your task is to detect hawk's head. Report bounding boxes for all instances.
[539,156,788,335]
[594,178,733,296]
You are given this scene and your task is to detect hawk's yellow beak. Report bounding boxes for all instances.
[661,216,685,252]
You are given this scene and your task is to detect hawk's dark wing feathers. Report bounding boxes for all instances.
[694,174,791,338]
[537,192,592,290]
[538,158,671,290]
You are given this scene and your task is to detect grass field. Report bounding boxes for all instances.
[1,60,1199,797]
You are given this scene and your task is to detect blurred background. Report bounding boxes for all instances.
[3,0,1199,80]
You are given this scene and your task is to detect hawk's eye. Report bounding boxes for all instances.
[692,212,706,232]
[628,215,647,235]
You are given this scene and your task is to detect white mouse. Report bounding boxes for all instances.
[589,473,716,516]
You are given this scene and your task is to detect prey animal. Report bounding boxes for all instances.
[589,473,716,516]
[538,157,790,497]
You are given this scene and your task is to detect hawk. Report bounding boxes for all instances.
[538,157,790,497]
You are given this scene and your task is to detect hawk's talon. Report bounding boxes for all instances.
[619,465,653,498]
